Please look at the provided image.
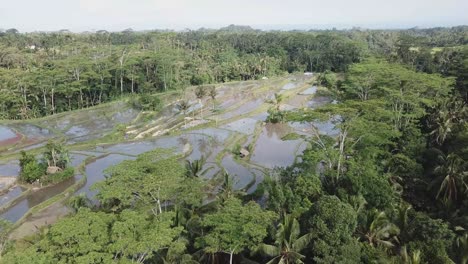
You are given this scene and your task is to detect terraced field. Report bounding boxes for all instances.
[0,73,331,239]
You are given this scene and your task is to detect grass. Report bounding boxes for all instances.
[281,132,303,141]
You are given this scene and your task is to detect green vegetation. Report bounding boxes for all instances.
[128,94,162,111]
[266,93,285,123]
[2,26,468,263]
[0,29,363,120]
[18,140,73,184]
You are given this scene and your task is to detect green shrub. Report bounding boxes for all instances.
[231,143,241,155]
[41,167,75,185]
[19,151,45,183]
[128,94,162,111]
[266,108,285,123]
[21,161,44,183]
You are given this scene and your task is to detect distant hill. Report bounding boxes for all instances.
[217,24,259,33]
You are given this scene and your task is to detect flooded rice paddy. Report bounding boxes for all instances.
[0,126,17,142]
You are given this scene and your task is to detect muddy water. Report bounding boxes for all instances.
[307,96,332,109]
[101,137,183,156]
[184,129,230,161]
[0,186,25,206]
[221,118,258,135]
[0,126,17,141]
[190,128,231,143]
[221,155,255,190]
[77,154,135,199]
[221,98,264,119]
[281,83,297,90]
[10,124,51,138]
[1,175,82,222]
[300,86,318,95]
[251,123,304,169]
[70,154,88,167]
[246,168,265,194]
[251,112,269,121]
[184,134,212,161]
[0,161,20,177]
[203,163,220,180]
[313,120,339,136]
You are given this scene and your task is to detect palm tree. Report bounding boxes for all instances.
[195,86,206,119]
[400,246,422,264]
[455,233,468,264]
[177,99,190,126]
[177,99,190,115]
[185,156,207,178]
[429,98,465,146]
[395,202,412,242]
[209,86,217,110]
[434,153,467,204]
[267,93,283,111]
[217,170,245,203]
[258,214,312,264]
[357,210,400,248]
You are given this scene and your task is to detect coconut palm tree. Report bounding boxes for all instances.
[429,98,465,146]
[209,86,217,110]
[434,153,467,204]
[177,99,190,115]
[217,170,245,203]
[185,156,207,178]
[455,233,468,264]
[395,202,412,242]
[267,93,283,111]
[195,86,206,119]
[258,214,312,264]
[400,246,422,264]
[357,210,400,248]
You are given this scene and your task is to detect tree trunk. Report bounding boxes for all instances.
[51,88,55,114]
[120,73,124,94]
[42,89,47,112]
[131,71,134,93]
[99,76,104,103]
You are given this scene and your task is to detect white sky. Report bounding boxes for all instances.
[1,0,467,32]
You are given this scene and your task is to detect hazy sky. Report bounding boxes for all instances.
[1,0,467,32]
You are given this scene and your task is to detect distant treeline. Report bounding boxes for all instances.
[0,25,467,119]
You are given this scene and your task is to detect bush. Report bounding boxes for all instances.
[41,167,75,185]
[266,108,284,123]
[194,86,206,99]
[231,143,241,155]
[19,151,45,183]
[128,94,162,111]
[21,161,44,183]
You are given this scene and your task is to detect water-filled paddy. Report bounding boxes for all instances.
[0,161,20,177]
[78,155,135,198]
[221,155,255,190]
[0,126,17,142]
[0,186,25,206]
[1,175,82,222]
[221,118,258,135]
[251,123,304,168]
